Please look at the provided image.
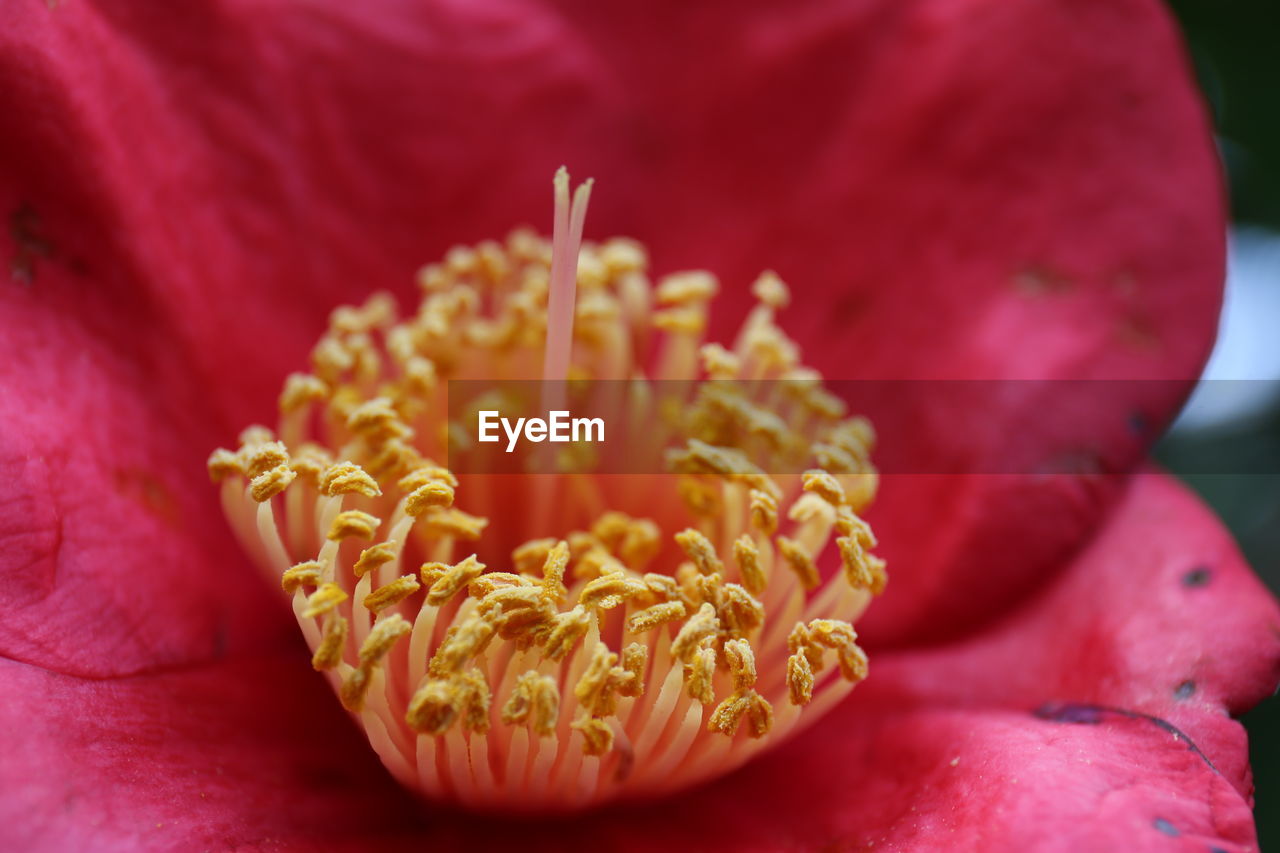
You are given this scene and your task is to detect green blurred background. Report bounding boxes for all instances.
[1159,0,1280,845]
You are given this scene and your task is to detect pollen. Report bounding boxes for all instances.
[212,169,885,812]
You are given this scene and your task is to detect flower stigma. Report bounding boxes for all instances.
[210,168,886,812]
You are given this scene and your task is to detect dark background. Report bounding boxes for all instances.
[1160,0,1280,846]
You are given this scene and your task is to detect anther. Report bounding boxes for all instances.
[363,574,422,614]
[543,605,592,661]
[312,616,348,671]
[250,463,296,502]
[628,601,687,634]
[207,448,243,482]
[732,535,767,596]
[671,602,721,662]
[328,510,381,541]
[404,480,455,516]
[572,717,614,757]
[675,528,724,577]
[282,560,323,593]
[244,440,289,478]
[320,462,382,498]
[684,645,716,704]
[303,583,348,618]
[279,373,329,413]
[776,536,821,590]
[353,541,399,578]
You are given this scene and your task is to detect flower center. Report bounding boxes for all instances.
[209,170,886,812]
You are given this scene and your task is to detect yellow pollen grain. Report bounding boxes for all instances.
[776,536,820,590]
[328,510,381,541]
[282,560,323,593]
[312,616,348,671]
[320,462,382,498]
[353,541,398,579]
[250,463,296,502]
[363,574,422,614]
[303,583,348,618]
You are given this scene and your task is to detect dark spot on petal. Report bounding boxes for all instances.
[1128,411,1150,436]
[1209,847,1231,853]
[1015,266,1073,296]
[1118,314,1161,351]
[1112,270,1138,297]
[114,468,181,527]
[1033,703,1221,775]
[9,203,54,285]
[1174,680,1196,700]
[1152,818,1179,837]
[1033,702,1103,725]
[1183,567,1213,587]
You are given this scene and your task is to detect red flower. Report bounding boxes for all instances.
[1,0,1277,850]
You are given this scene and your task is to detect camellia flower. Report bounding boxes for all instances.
[1,0,1278,850]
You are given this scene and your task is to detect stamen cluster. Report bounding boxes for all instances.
[211,186,885,810]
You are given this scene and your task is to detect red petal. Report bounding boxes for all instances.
[2,474,1271,850]
[1,1,1225,648]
